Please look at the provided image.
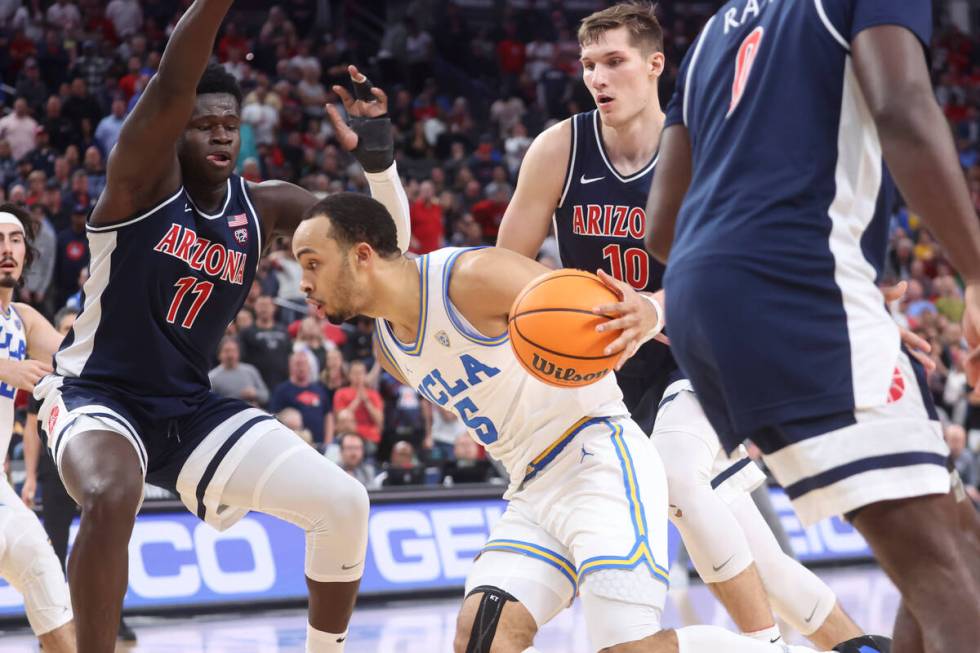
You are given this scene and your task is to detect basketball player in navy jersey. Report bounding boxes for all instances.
[497,4,876,649]
[31,2,410,652]
[0,204,75,652]
[647,1,980,651]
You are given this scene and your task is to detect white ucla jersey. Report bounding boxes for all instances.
[375,247,627,495]
[0,305,27,457]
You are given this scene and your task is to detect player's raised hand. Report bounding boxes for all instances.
[881,280,936,373]
[593,269,667,371]
[962,284,980,401]
[0,359,53,392]
[326,65,393,172]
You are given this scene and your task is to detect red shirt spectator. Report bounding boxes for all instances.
[218,23,250,63]
[497,23,526,75]
[410,181,445,254]
[471,188,510,240]
[333,361,384,445]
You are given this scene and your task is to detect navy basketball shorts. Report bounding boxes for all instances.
[35,375,278,529]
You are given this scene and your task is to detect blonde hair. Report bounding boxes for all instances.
[578,2,664,54]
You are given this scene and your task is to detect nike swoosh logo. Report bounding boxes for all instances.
[711,554,735,572]
[769,636,781,643]
[341,561,362,570]
[803,600,819,623]
[580,174,605,184]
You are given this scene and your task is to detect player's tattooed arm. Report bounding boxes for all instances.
[496,120,571,259]
[644,125,692,264]
[97,0,235,225]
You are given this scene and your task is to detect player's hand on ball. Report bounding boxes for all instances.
[593,270,665,371]
[1,359,53,392]
[881,280,936,373]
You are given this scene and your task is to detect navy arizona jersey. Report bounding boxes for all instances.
[55,175,262,408]
[554,110,676,432]
[662,0,931,447]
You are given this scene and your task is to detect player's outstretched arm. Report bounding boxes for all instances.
[644,124,692,264]
[97,0,235,226]
[852,25,980,397]
[496,120,571,259]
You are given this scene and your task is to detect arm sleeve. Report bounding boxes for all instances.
[851,0,932,49]
[365,162,411,253]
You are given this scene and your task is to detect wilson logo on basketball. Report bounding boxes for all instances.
[531,353,609,384]
[886,367,905,404]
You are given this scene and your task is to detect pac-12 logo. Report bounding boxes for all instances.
[728,26,764,118]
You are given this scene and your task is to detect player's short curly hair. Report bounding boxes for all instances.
[304,192,400,258]
[196,62,243,107]
[0,202,37,275]
[578,2,664,54]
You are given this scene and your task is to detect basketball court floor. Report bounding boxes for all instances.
[0,565,900,652]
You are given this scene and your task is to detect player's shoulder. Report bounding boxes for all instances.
[11,302,43,329]
[528,118,573,158]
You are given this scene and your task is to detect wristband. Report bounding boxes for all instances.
[638,294,665,345]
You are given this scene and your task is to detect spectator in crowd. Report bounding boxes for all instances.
[62,77,102,140]
[239,294,291,390]
[375,440,425,487]
[53,201,89,307]
[45,0,81,32]
[25,125,56,177]
[0,97,37,161]
[277,407,314,446]
[338,433,376,489]
[42,95,74,152]
[209,336,269,407]
[442,434,498,485]
[946,424,979,505]
[293,315,328,376]
[321,346,347,392]
[341,315,374,364]
[22,202,56,309]
[95,97,127,155]
[270,351,333,446]
[409,179,443,254]
[106,0,143,40]
[333,359,384,450]
[83,145,106,197]
[16,58,48,115]
[429,405,467,462]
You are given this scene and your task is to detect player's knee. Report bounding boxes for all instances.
[0,516,72,636]
[308,468,369,534]
[453,587,534,653]
[77,477,141,526]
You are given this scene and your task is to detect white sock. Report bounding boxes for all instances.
[307,623,348,653]
[745,625,783,643]
[676,625,825,653]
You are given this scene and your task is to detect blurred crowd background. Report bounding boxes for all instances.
[1,0,978,502]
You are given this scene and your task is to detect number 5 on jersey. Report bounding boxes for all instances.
[167,276,213,328]
[728,26,764,118]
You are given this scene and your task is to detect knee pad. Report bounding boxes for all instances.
[463,585,516,653]
[579,567,664,651]
[0,510,72,636]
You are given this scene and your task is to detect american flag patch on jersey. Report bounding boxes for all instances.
[227,213,248,227]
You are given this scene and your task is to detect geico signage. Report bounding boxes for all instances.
[125,516,276,599]
[367,503,504,585]
[769,489,871,561]
[0,514,277,610]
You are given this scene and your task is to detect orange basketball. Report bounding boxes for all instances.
[508,269,622,388]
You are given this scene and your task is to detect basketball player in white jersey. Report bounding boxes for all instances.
[291,192,862,653]
[496,4,868,648]
[0,203,75,652]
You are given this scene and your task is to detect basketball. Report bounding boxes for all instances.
[508,269,622,388]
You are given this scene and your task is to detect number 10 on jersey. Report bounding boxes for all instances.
[167,276,213,328]
[602,243,649,290]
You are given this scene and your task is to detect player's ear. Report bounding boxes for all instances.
[353,242,373,266]
[648,51,665,79]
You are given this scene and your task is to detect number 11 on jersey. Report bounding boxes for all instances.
[167,276,213,328]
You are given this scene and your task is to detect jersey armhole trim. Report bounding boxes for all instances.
[374,324,409,382]
[814,0,850,51]
[442,247,509,346]
[86,186,184,232]
[557,117,579,209]
[683,15,717,127]
[239,177,264,264]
